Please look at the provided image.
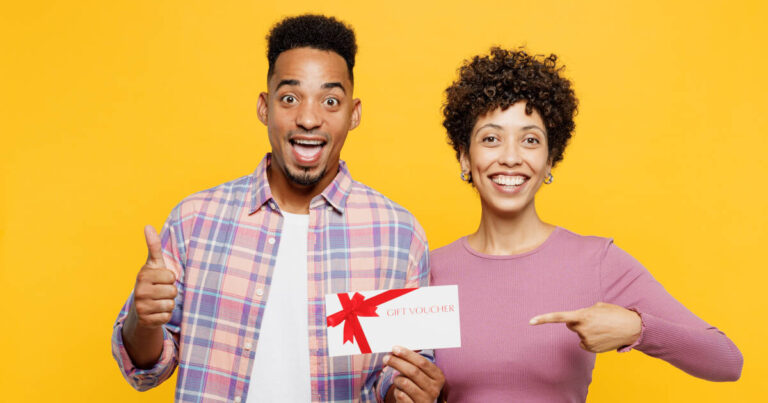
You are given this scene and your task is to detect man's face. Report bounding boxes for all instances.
[258,47,361,187]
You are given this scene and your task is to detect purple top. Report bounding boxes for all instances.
[431,227,742,402]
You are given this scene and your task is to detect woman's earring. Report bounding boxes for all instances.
[544,173,554,184]
[460,171,472,182]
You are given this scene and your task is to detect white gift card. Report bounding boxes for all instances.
[325,285,461,357]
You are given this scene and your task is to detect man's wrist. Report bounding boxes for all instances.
[121,314,165,369]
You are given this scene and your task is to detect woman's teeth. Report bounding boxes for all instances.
[492,175,526,186]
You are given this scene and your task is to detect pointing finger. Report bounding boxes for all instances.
[529,310,581,325]
[144,225,165,267]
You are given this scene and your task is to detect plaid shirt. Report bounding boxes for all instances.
[112,154,430,402]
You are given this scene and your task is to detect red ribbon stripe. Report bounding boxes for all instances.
[326,288,417,354]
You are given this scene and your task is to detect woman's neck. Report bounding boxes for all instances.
[467,201,555,256]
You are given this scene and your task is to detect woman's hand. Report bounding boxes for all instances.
[383,346,445,403]
[529,302,642,353]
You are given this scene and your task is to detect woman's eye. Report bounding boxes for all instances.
[524,137,540,144]
[482,136,499,143]
[324,98,339,107]
[280,95,297,104]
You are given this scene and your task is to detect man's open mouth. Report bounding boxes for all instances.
[290,138,327,164]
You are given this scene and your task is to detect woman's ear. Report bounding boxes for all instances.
[459,148,470,174]
[546,155,554,176]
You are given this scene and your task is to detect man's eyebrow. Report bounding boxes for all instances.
[322,82,346,94]
[276,79,300,90]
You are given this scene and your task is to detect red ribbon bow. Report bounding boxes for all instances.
[326,288,417,354]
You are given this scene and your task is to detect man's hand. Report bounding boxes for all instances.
[383,346,444,403]
[529,302,642,353]
[121,225,178,368]
[129,225,178,328]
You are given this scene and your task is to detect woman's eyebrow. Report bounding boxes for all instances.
[521,124,546,133]
[474,123,503,134]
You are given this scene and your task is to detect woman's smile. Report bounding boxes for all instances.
[462,101,551,216]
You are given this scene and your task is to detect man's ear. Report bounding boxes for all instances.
[349,98,362,130]
[257,92,269,126]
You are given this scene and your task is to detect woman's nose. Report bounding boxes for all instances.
[498,142,523,167]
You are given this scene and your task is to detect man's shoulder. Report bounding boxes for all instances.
[345,180,426,237]
[171,174,253,218]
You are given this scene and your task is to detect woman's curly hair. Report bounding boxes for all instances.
[442,47,578,167]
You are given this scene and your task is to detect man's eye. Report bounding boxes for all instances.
[324,98,339,107]
[281,95,297,104]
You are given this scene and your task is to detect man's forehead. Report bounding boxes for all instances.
[269,47,352,89]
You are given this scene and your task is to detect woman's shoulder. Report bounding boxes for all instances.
[429,238,473,285]
[540,226,617,264]
[430,237,467,264]
[553,226,614,249]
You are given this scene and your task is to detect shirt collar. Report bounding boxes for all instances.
[248,153,353,215]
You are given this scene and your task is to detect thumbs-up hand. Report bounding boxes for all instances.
[529,302,642,353]
[129,225,178,329]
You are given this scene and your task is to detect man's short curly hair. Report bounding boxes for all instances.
[266,14,357,83]
[442,47,578,167]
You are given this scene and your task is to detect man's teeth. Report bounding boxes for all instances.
[492,175,526,186]
[293,139,324,146]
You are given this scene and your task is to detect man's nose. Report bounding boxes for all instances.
[296,101,322,131]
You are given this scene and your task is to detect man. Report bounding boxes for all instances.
[112,14,444,403]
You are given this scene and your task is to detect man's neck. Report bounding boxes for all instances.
[266,162,337,214]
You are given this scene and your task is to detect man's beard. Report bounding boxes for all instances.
[284,165,326,186]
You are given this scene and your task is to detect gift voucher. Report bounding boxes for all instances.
[325,285,461,357]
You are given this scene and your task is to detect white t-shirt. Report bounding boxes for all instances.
[247,212,311,402]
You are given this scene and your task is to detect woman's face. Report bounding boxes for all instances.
[461,101,551,216]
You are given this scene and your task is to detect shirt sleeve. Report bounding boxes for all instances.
[599,241,743,381]
[111,205,188,390]
[373,223,432,402]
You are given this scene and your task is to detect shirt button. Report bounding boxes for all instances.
[327,205,333,211]
[268,237,275,245]
[234,396,242,403]
[244,342,252,351]
[269,202,276,210]
[256,288,264,296]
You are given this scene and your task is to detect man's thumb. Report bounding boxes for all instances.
[144,225,165,266]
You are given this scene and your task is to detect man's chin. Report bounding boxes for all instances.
[285,166,326,187]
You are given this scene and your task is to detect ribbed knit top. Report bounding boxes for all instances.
[431,227,743,402]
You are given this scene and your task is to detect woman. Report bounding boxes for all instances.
[429,48,743,401]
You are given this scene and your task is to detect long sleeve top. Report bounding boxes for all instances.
[111,154,430,402]
[430,226,742,402]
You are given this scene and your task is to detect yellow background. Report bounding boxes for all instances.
[2,1,766,401]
